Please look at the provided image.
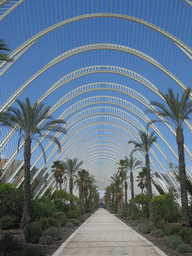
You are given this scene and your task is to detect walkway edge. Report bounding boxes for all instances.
[52,213,95,256]
[114,215,167,256]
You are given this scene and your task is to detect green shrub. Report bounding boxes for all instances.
[176,243,191,253]
[0,214,19,229]
[38,217,49,231]
[47,217,59,227]
[0,233,22,252]
[0,184,23,220]
[131,221,138,227]
[24,222,43,243]
[165,235,183,250]
[65,221,74,227]
[128,220,134,225]
[70,218,80,226]
[178,227,192,244]
[21,246,45,256]
[31,198,57,220]
[39,235,53,244]
[66,210,79,219]
[54,212,67,226]
[78,216,86,222]
[140,224,152,234]
[44,227,62,240]
[153,229,164,238]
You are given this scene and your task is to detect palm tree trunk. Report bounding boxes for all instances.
[69,177,73,210]
[176,127,190,226]
[130,172,135,215]
[145,153,154,223]
[80,182,84,212]
[125,181,127,212]
[20,138,31,228]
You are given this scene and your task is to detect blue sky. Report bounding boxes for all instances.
[0,0,192,190]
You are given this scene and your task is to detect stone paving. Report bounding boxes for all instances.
[53,208,167,256]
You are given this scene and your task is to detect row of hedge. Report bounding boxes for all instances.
[118,214,192,253]
[0,210,95,256]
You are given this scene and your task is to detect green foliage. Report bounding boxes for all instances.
[164,225,182,236]
[53,199,69,212]
[39,235,53,244]
[178,227,192,245]
[43,227,62,240]
[52,190,80,204]
[66,210,80,219]
[24,222,43,243]
[65,221,74,227]
[0,214,19,229]
[139,224,152,234]
[152,190,180,223]
[0,183,23,219]
[21,246,45,256]
[70,218,80,226]
[54,212,67,226]
[133,193,149,218]
[153,229,164,238]
[0,233,22,253]
[176,243,191,253]
[165,235,183,250]
[31,198,57,220]
[37,216,60,231]
[78,215,86,222]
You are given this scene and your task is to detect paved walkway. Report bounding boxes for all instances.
[53,208,167,256]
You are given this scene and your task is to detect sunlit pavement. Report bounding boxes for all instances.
[52,208,167,256]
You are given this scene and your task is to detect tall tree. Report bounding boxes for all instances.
[125,155,142,215]
[149,88,192,226]
[76,169,89,212]
[129,131,157,222]
[0,98,66,227]
[51,160,67,190]
[111,172,122,213]
[117,159,126,212]
[137,167,148,194]
[64,158,83,195]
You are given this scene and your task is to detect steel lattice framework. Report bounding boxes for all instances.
[0,0,191,198]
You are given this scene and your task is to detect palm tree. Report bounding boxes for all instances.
[117,159,126,212]
[0,98,66,227]
[149,88,192,226]
[111,172,122,213]
[63,158,83,209]
[125,155,142,215]
[76,169,89,212]
[0,39,13,62]
[51,160,67,190]
[129,131,157,222]
[137,167,148,194]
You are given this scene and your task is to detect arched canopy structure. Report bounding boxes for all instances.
[0,0,191,196]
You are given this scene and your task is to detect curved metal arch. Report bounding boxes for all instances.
[4,92,191,185]
[1,68,157,151]
[38,134,170,198]
[2,78,192,164]
[1,42,190,111]
[0,0,24,21]
[1,12,191,72]
[60,95,192,162]
[40,117,178,192]
[4,93,189,183]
